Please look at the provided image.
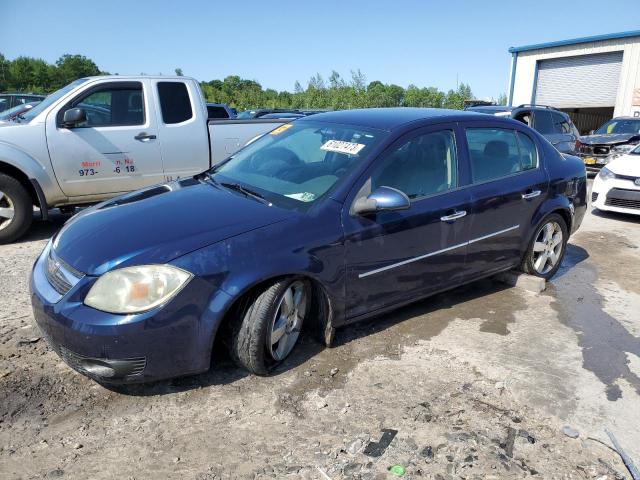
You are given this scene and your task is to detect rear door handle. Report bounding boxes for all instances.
[440,210,467,222]
[134,132,157,141]
[522,190,541,200]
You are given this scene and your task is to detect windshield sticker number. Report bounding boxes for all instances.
[285,192,316,202]
[321,140,365,156]
[270,124,293,136]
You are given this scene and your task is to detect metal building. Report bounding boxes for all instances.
[507,30,640,134]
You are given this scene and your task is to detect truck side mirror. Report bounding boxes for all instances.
[352,186,411,215]
[62,108,87,127]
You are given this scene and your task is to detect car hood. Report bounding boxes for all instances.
[607,154,640,177]
[52,178,295,276]
[579,133,640,145]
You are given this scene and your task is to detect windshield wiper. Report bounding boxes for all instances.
[220,181,271,205]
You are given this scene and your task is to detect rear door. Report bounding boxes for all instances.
[154,80,210,181]
[343,124,472,318]
[46,79,164,197]
[461,121,548,277]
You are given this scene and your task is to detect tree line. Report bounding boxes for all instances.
[0,53,495,111]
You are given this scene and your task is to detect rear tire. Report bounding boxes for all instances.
[229,278,310,375]
[0,174,33,244]
[520,213,568,280]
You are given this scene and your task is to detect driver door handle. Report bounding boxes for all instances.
[134,132,156,141]
[440,210,467,222]
[522,190,541,200]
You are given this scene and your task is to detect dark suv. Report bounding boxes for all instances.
[0,93,46,113]
[465,104,579,154]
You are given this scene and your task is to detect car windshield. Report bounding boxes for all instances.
[594,119,640,135]
[210,121,386,211]
[19,79,90,122]
[236,110,256,119]
[0,102,38,121]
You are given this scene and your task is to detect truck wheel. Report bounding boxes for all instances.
[520,213,568,280]
[0,174,33,244]
[229,278,310,375]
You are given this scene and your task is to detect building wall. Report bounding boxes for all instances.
[511,36,640,117]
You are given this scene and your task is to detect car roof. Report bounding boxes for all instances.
[297,107,496,131]
[465,105,511,113]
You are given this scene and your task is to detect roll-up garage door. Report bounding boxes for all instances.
[534,51,623,108]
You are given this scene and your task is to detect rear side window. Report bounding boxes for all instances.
[207,105,230,119]
[534,110,554,134]
[552,112,572,134]
[465,128,537,183]
[158,82,193,124]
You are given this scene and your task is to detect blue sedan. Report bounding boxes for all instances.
[31,108,587,383]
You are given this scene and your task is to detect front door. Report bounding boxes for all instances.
[343,125,472,319]
[46,80,164,197]
[461,122,549,277]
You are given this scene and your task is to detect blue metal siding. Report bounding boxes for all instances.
[509,30,640,54]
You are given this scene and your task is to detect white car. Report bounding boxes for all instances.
[592,146,640,215]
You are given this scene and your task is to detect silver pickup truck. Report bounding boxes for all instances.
[0,75,287,243]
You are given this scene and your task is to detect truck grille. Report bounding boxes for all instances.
[45,252,84,295]
[605,188,640,210]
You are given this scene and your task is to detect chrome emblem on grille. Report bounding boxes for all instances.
[635,178,640,187]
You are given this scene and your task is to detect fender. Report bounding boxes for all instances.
[0,141,66,207]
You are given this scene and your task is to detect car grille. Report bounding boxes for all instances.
[580,144,610,156]
[45,252,84,295]
[593,146,610,156]
[591,192,598,202]
[59,346,147,378]
[605,188,640,210]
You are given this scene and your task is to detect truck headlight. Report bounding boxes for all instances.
[85,265,192,314]
[598,167,616,181]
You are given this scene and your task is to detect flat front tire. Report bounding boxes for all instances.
[229,278,310,375]
[0,174,33,244]
[521,213,568,280]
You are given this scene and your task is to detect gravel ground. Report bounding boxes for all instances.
[1,200,639,479]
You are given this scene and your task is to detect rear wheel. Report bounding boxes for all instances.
[229,278,310,374]
[521,213,568,280]
[0,174,33,244]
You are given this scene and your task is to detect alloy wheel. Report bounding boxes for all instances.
[267,280,307,361]
[0,190,15,232]
[532,221,563,275]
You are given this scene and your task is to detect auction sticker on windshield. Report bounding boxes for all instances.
[321,140,365,156]
[270,124,293,136]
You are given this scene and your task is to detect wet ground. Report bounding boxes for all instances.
[1,198,639,479]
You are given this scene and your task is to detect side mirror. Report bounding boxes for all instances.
[62,108,87,127]
[352,186,410,215]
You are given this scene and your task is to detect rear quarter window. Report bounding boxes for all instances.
[158,82,193,124]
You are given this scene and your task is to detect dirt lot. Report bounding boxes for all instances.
[1,197,640,479]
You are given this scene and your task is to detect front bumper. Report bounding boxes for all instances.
[592,176,640,216]
[577,153,610,172]
[30,244,226,383]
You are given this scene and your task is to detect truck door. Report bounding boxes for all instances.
[153,80,210,181]
[46,80,164,197]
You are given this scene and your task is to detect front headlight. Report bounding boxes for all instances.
[598,166,616,181]
[85,265,192,314]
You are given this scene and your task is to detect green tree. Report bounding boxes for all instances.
[496,92,508,106]
[54,54,101,88]
[175,67,184,76]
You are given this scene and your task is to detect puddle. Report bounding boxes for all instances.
[550,237,640,401]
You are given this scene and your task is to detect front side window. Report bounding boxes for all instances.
[211,121,386,210]
[72,83,144,127]
[466,128,537,183]
[370,130,458,199]
[158,81,193,124]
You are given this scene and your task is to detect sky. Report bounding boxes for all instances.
[2,0,639,99]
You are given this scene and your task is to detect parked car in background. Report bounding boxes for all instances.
[464,104,579,154]
[0,93,46,113]
[591,144,640,215]
[236,108,304,119]
[0,76,291,243]
[576,117,640,173]
[30,108,587,384]
[206,103,236,119]
[0,101,41,123]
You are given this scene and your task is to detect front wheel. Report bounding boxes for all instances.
[229,278,310,375]
[0,174,33,244]
[521,213,568,280]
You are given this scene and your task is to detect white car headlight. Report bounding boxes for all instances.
[85,265,192,314]
[598,166,616,181]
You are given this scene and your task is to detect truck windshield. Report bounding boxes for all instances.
[595,119,640,135]
[210,121,386,210]
[19,79,90,122]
